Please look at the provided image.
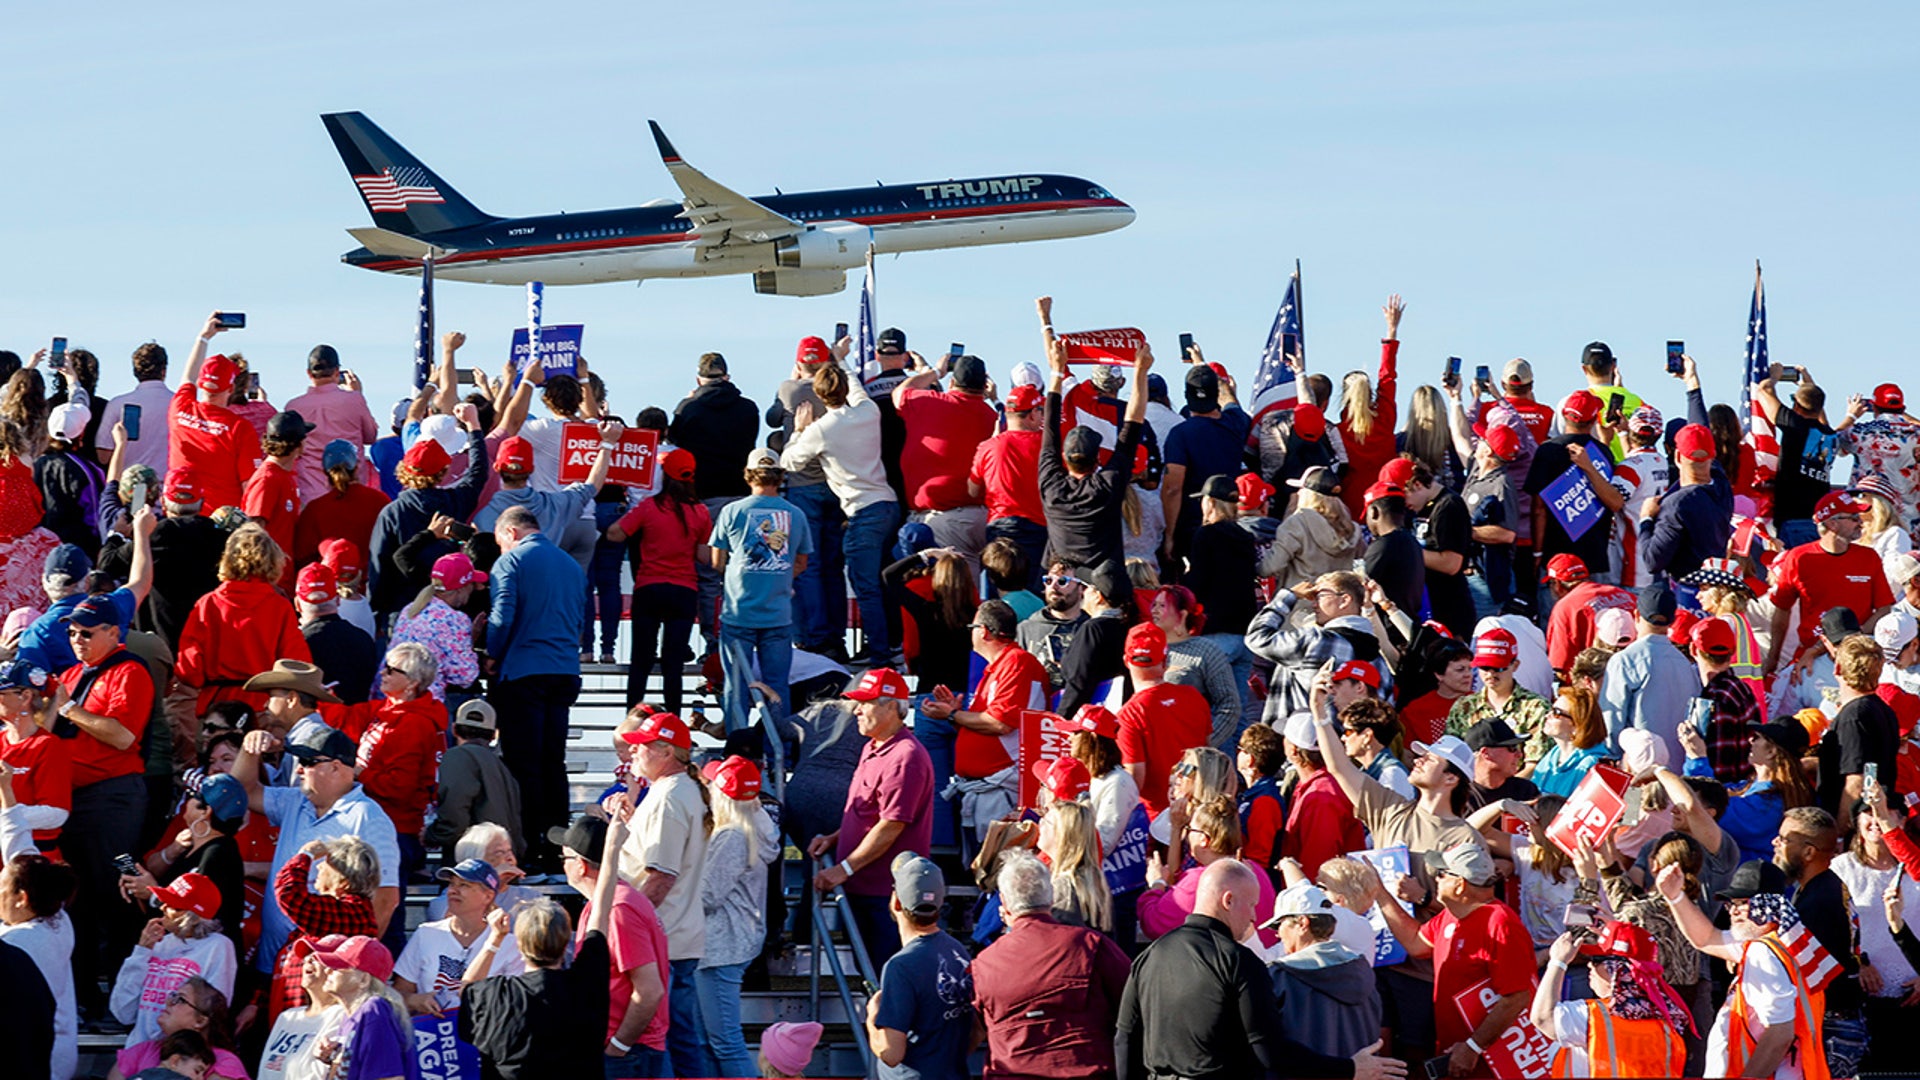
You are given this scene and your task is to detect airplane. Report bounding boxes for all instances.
[323,111,1135,296]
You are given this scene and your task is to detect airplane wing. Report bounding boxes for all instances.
[347,227,453,260]
[648,121,799,247]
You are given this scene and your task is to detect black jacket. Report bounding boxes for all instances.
[303,614,380,705]
[145,513,226,648]
[368,432,488,614]
[1057,609,1132,722]
[670,381,759,500]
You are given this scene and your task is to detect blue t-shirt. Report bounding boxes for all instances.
[710,494,814,629]
[17,585,138,674]
[874,930,975,1080]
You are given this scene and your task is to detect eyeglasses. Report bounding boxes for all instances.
[165,990,207,1016]
[1043,575,1081,588]
[381,665,406,677]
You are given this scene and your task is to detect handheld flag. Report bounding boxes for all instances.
[856,246,876,378]
[1741,261,1778,500]
[1249,261,1304,423]
[526,281,544,375]
[411,256,434,390]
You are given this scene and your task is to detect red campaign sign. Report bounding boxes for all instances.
[1451,978,1554,1079]
[1059,327,1145,365]
[556,423,661,489]
[1014,710,1070,808]
[1543,762,1631,860]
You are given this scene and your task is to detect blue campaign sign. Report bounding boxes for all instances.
[510,324,584,377]
[414,1011,481,1080]
[1538,441,1614,543]
[1352,844,1414,967]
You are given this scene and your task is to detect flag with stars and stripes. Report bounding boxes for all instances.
[1741,261,1778,495]
[856,246,876,376]
[1249,260,1304,423]
[353,166,446,213]
[411,256,433,390]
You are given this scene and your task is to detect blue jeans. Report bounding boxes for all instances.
[1197,631,1255,737]
[786,482,846,650]
[720,622,792,735]
[601,1042,670,1079]
[1779,517,1818,549]
[666,957,712,1080]
[582,502,627,655]
[694,961,756,1079]
[986,515,1049,593]
[843,501,901,664]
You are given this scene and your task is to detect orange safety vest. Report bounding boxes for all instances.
[1726,936,1830,1080]
[1550,1000,1685,1078]
[1723,612,1767,702]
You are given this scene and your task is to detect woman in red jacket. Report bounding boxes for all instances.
[175,523,310,717]
[1336,294,1405,522]
[320,641,445,876]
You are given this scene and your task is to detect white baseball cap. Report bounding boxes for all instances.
[48,403,88,442]
[1877,611,1918,655]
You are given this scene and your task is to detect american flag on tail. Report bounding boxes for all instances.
[1249,260,1305,424]
[1741,262,1778,491]
[1778,920,1843,995]
[354,166,446,212]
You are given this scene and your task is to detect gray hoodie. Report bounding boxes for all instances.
[1271,940,1382,1060]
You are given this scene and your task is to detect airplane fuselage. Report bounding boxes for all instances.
[342,173,1133,290]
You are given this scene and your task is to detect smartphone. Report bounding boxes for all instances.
[1563,900,1597,928]
[49,337,67,372]
[834,321,849,342]
[122,403,143,442]
[1178,332,1196,359]
[1423,1055,1452,1080]
[1475,364,1493,393]
[215,312,247,329]
[1866,762,1881,788]
[1445,356,1462,382]
[949,342,965,360]
[1666,340,1685,376]
[454,366,477,385]
[1687,697,1712,733]
[113,853,141,877]
[1605,393,1626,426]
[1777,367,1801,383]
[1620,786,1645,827]
[127,480,148,510]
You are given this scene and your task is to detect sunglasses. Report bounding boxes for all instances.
[1172,762,1197,777]
[1043,575,1081,587]
[66,625,111,639]
[381,665,406,677]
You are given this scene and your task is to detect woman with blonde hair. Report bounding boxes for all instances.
[696,756,779,1079]
[1037,796,1112,932]
[175,522,310,717]
[1679,558,1768,700]
[1156,746,1238,884]
[1855,474,1912,577]
[1138,795,1277,944]
[1335,294,1405,520]
[1397,384,1463,491]
[1267,467,1361,596]
[1471,795,1577,956]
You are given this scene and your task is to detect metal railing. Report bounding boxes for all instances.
[808,853,877,1077]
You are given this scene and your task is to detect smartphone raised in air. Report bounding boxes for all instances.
[216,312,247,329]
[1666,340,1685,376]
[122,403,143,441]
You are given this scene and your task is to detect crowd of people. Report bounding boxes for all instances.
[0,294,1916,1080]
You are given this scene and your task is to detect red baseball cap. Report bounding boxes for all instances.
[844,667,911,702]
[313,935,395,981]
[1813,490,1868,526]
[1005,384,1043,413]
[1667,608,1701,649]
[1379,457,1416,488]
[1545,553,1590,584]
[621,710,692,750]
[1032,756,1091,802]
[1473,627,1518,669]
[1206,361,1229,381]
[319,539,363,578]
[295,562,338,605]
[1484,424,1521,462]
[431,552,486,590]
[1293,401,1326,441]
[1363,481,1405,507]
[198,355,237,395]
[1561,390,1603,425]
[163,468,204,506]
[1069,704,1119,740]
[1578,920,1659,965]
[1876,383,1905,411]
[1236,473,1276,513]
[1674,423,1714,463]
[661,448,697,482]
[796,335,832,366]
[402,438,452,476]
[1123,622,1167,667]
[1330,660,1380,689]
[494,436,535,474]
[149,872,222,920]
[1690,615,1736,659]
[701,755,764,800]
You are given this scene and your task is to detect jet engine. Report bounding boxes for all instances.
[752,269,848,297]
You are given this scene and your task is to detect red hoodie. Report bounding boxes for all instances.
[322,694,446,835]
[175,579,311,715]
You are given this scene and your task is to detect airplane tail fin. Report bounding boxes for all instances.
[321,112,495,237]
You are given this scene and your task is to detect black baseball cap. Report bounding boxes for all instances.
[1581,342,1615,370]
[267,410,316,442]
[1715,859,1788,901]
[1184,365,1220,410]
[877,328,907,353]
[547,814,609,866]
[307,345,341,374]
[952,355,987,392]
[1081,559,1127,604]
[1063,425,1102,462]
[1637,582,1677,626]
[1463,718,1525,751]
[1818,606,1862,642]
[1747,717,1810,759]
[1195,474,1238,502]
[285,724,359,765]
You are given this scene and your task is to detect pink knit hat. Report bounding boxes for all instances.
[760,1021,823,1076]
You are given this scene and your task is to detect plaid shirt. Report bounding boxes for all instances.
[1699,669,1760,784]
[268,852,378,1023]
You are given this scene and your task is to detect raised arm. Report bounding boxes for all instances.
[1654,863,1740,962]
[433,332,465,415]
[182,312,227,389]
[125,506,157,606]
[1124,344,1152,427]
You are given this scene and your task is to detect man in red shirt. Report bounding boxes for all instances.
[969,383,1048,589]
[921,599,1047,842]
[245,410,313,584]
[1378,842,1535,1079]
[169,313,261,515]
[1114,622,1212,817]
[53,593,159,1020]
[1280,710,1365,882]
[1765,490,1895,676]
[1543,553,1635,677]
[894,353,998,564]
[1472,358,1555,445]
[292,439,391,570]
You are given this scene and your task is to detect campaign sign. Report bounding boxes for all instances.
[1350,845,1413,966]
[414,1010,480,1080]
[1015,709,1070,808]
[1538,442,1614,543]
[1059,327,1145,365]
[1101,800,1152,895]
[510,323,584,377]
[556,422,660,488]
[1543,762,1631,859]
[1452,979,1553,1079]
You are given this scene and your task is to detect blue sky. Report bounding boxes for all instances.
[5,3,1913,430]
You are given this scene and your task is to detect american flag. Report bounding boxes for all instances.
[855,246,876,377]
[1778,921,1842,995]
[1249,260,1304,424]
[1741,261,1778,491]
[411,256,433,390]
[353,166,446,213]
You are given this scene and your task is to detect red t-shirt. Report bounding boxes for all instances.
[244,459,302,582]
[1241,789,1285,869]
[169,384,260,514]
[957,646,1048,777]
[583,882,672,1050]
[1116,682,1212,817]
[968,429,1046,524]
[616,497,714,590]
[1769,541,1894,651]
[1423,901,1536,1055]
[59,649,155,786]
[0,727,72,842]
[897,387,997,512]
[1281,770,1365,881]
[1401,692,1457,747]
[1545,581,1635,672]
[292,484,390,569]
[1475,397,1554,446]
